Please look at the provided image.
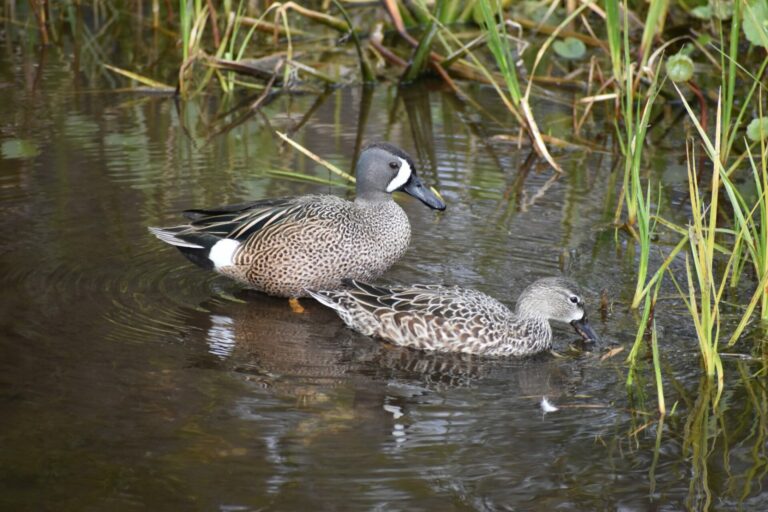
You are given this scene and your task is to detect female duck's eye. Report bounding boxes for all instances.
[569,296,579,304]
[389,161,399,169]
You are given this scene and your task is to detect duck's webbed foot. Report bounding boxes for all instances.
[289,297,305,314]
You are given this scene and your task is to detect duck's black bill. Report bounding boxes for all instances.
[571,317,598,342]
[401,175,446,210]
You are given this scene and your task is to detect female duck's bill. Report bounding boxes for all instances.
[571,316,598,342]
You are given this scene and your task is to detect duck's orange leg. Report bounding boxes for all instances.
[289,297,305,314]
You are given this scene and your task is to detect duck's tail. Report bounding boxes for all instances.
[304,289,346,313]
[148,226,239,271]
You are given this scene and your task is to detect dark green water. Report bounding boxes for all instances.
[1,22,767,512]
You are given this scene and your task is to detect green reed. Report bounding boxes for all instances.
[402,1,443,83]
[612,0,768,401]
[613,0,639,229]
[476,0,591,172]
[638,0,670,70]
[604,0,622,84]
[477,0,522,105]
[626,267,666,414]
[724,144,768,325]
[668,86,768,402]
[179,0,202,62]
[719,0,741,163]
[625,66,663,309]
[331,0,375,83]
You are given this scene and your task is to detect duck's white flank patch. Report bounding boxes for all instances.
[386,157,412,192]
[209,238,240,268]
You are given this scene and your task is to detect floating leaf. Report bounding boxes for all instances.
[1,138,40,159]
[743,0,768,47]
[691,5,712,18]
[666,53,694,82]
[747,117,768,141]
[553,37,586,60]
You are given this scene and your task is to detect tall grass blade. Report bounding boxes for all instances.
[639,0,669,67]
[275,131,355,183]
[402,1,442,83]
[180,0,192,61]
[477,0,521,104]
[331,0,376,83]
[604,0,621,83]
[103,64,175,90]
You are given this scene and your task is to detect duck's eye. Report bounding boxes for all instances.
[569,295,580,304]
[389,161,399,170]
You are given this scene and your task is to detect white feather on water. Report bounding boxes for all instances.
[540,396,559,413]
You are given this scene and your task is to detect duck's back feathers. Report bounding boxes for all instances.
[182,196,319,242]
[182,197,293,221]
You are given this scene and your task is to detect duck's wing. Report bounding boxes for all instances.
[149,195,335,249]
[182,197,293,221]
[308,281,512,353]
[343,281,509,318]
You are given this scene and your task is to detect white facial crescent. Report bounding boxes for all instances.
[386,157,412,193]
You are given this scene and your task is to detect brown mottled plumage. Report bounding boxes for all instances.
[148,143,445,298]
[308,277,598,357]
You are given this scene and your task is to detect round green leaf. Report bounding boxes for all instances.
[747,117,768,142]
[743,0,768,48]
[666,53,694,82]
[553,37,586,60]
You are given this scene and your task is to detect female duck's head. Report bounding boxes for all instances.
[516,277,598,342]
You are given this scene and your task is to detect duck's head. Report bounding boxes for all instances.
[516,277,598,342]
[355,142,446,210]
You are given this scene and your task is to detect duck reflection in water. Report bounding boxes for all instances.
[187,290,584,445]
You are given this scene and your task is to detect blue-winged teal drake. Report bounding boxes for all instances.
[308,277,598,356]
[149,143,445,304]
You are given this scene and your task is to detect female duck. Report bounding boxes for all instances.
[308,277,598,356]
[149,143,445,307]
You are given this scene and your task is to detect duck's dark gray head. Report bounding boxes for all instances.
[516,277,598,342]
[355,142,446,210]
